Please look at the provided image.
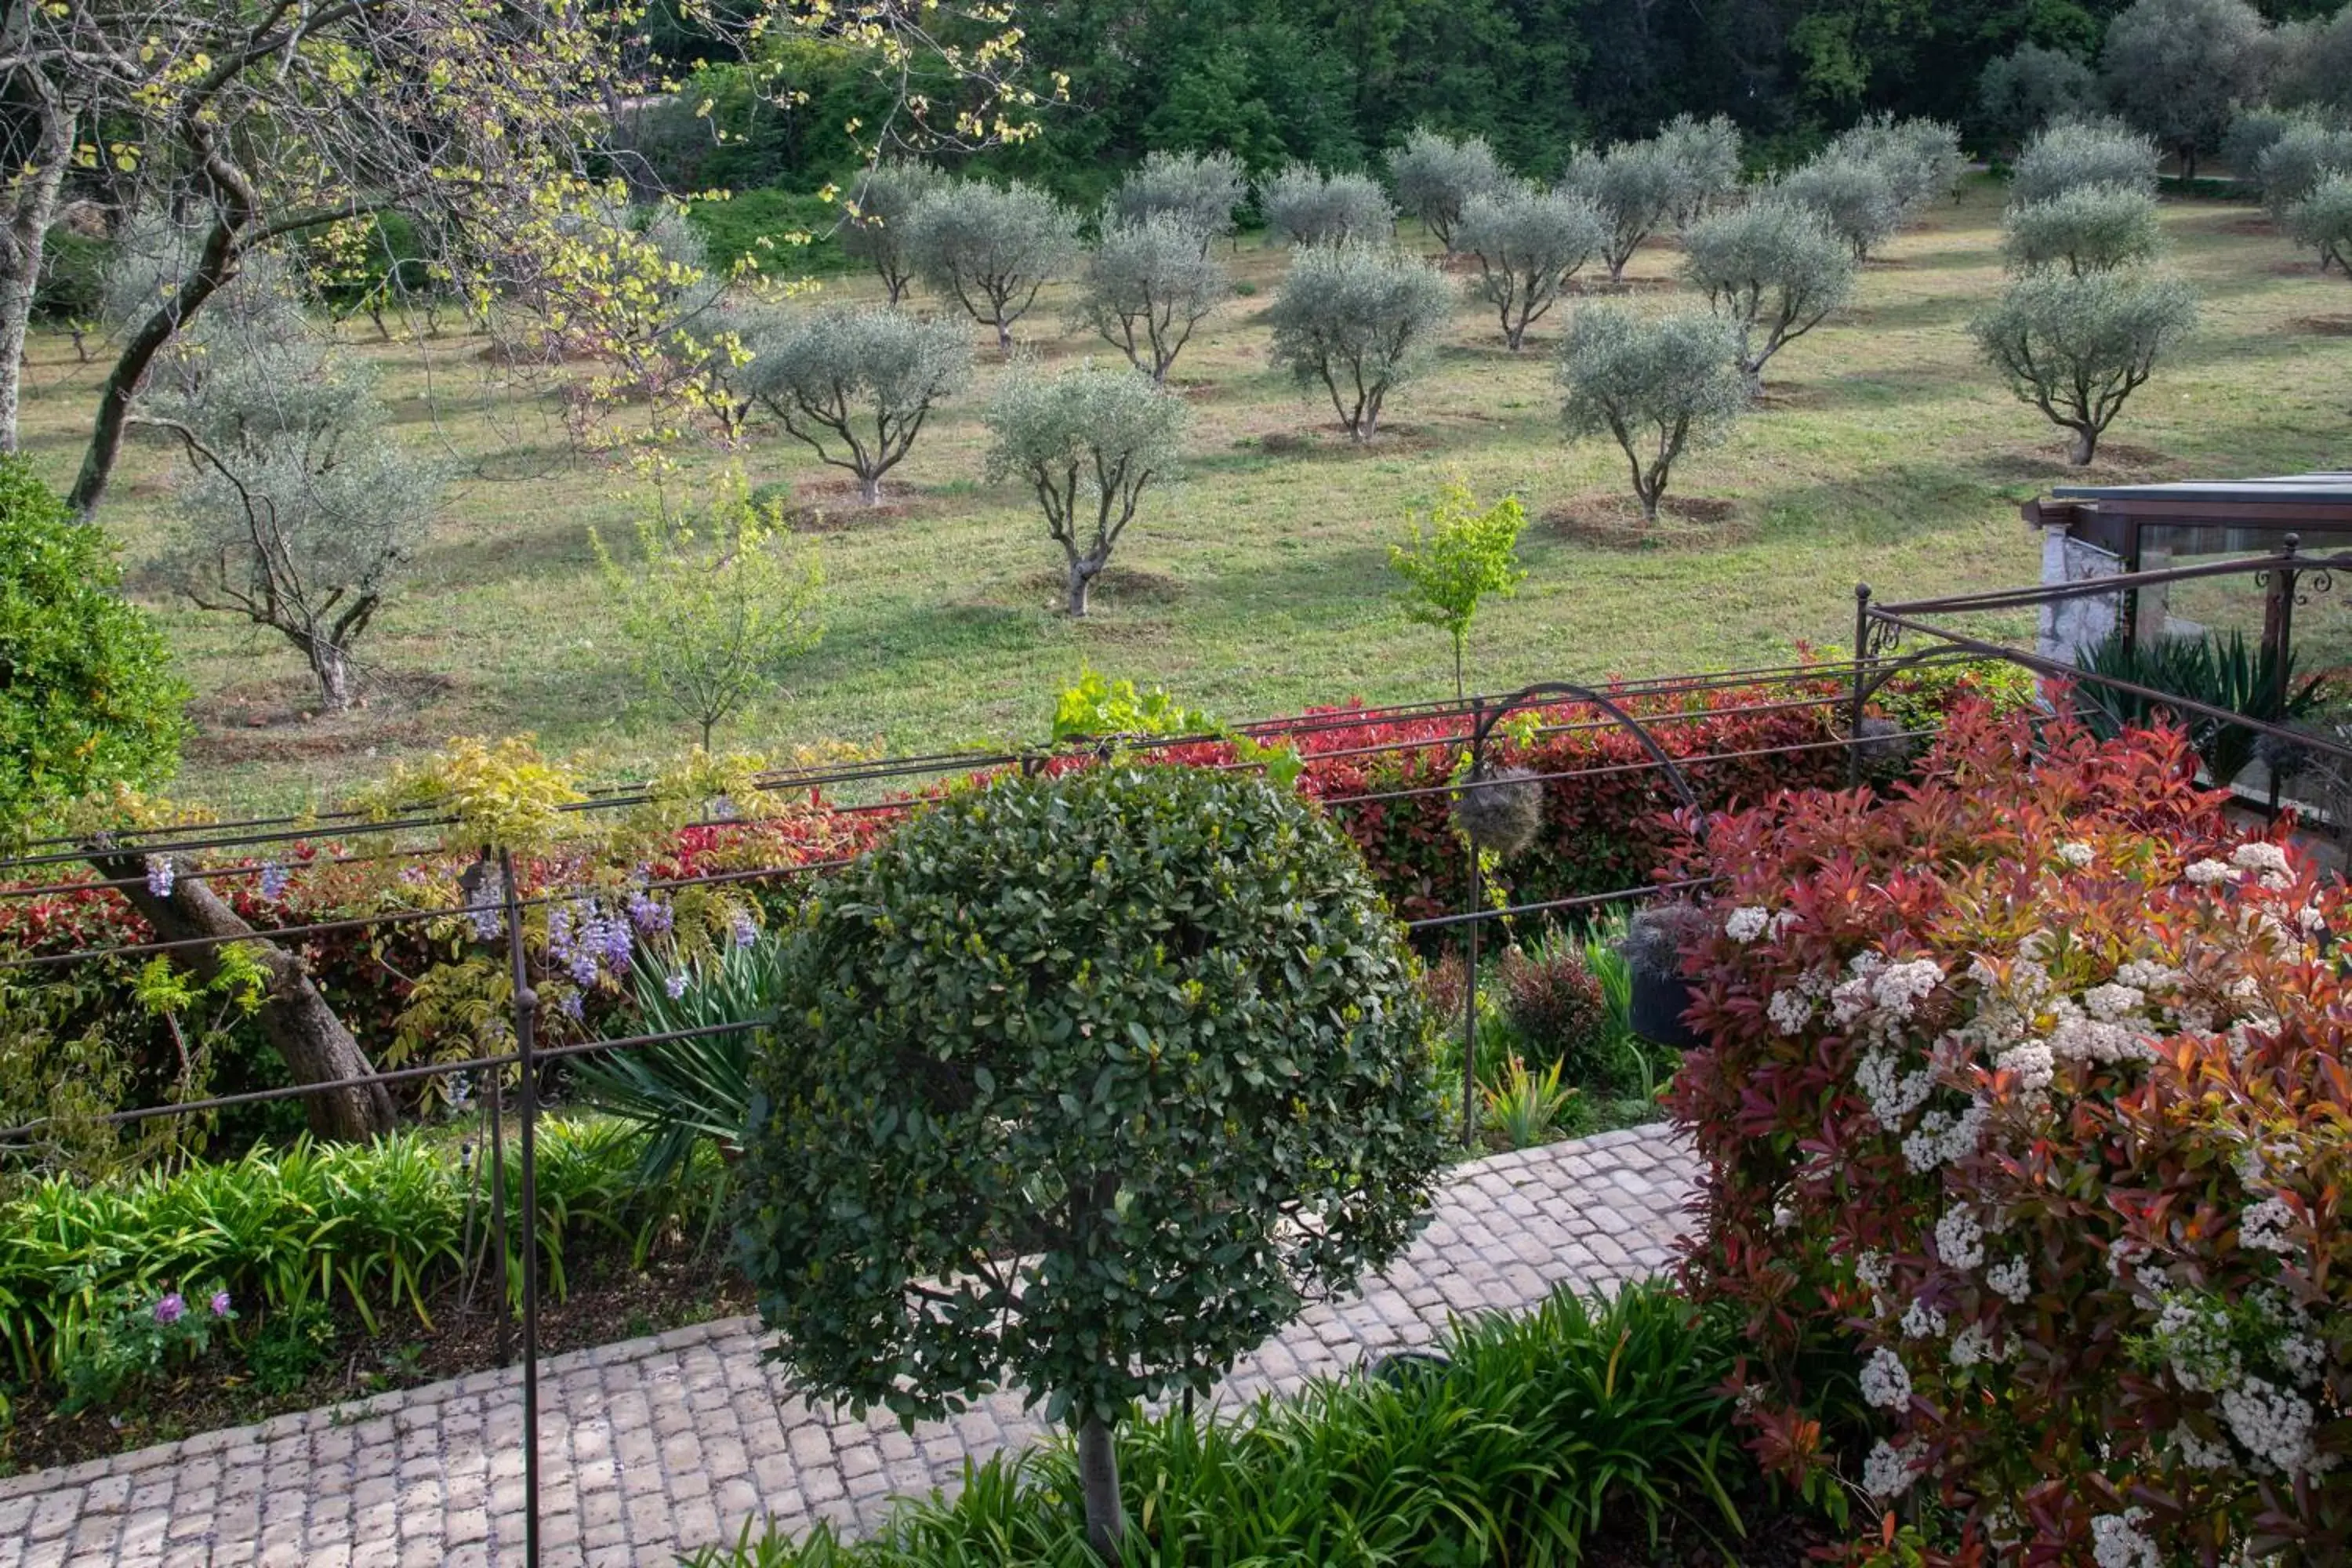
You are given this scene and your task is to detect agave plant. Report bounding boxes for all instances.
[2076,630,2332,788]
[571,934,784,1192]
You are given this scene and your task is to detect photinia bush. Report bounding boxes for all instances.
[1664,702,2352,1564]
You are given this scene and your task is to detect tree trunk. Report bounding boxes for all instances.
[1076,1416,1124,1565]
[87,848,397,1141]
[1067,558,1098,617]
[858,472,883,506]
[309,641,356,713]
[2068,426,2098,466]
[995,310,1014,355]
[0,103,72,455]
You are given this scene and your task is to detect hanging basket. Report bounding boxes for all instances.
[1450,765,1545,858]
[1618,901,1714,1049]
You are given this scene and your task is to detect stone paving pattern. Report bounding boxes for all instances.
[0,1125,1695,1568]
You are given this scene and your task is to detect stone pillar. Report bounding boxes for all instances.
[2033,523,2123,666]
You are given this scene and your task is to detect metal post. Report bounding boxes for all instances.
[1461,699,1484,1149]
[499,851,543,1568]
[486,1054,510,1368]
[1847,583,1872,787]
[2263,536,2299,817]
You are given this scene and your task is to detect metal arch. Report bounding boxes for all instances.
[1464,681,1703,818]
[1846,641,1971,713]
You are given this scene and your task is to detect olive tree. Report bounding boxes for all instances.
[1559,141,1679,281]
[1825,114,1966,220]
[1262,165,1397,248]
[738,307,973,504]
[2288,174,2352,273]
[1266,244,1453,441]
[735,763,1446,1564]
[2000,185,2165,275]
[1976,45,2099,157]
[1774,156,1906,262]
[1386,128,1512,251]
[906,180,1081,354]
[1682,201,1856,394]
[142,261,440,716]
[1657,114,1746,229]
[1455,187,1605,351]
[1970,269,2198,463]
[1557,306,1747,525]
[2223,108,2299,186]
[2011,118,2164,205]
[2274,6,2352,116]
[1078,215,1229,382]
[1105,150,1248,249]
[842,162,950,305]
[984,361,1189,616]
[2101,0,2274,182]
[2256,120,2352,224]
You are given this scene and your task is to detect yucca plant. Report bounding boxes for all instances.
[2077,628,2331,788]
[1482,1054,1576,1149]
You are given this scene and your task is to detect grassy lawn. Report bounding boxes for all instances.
[18,175,2352,811]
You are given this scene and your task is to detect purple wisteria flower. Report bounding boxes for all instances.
[153,1293,186,1326]
[209,1290,233,1318]
[145,856,176,899]
[729,909,758,949]
[557,991,585,1021]
[259,862,290,901]
[626,888,674,938]
[665,971,690,1000]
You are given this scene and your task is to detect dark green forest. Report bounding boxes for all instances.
[633,0,2345,205]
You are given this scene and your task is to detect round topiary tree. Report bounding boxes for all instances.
[735,764,1450,1563]
[1999,183,2165,276]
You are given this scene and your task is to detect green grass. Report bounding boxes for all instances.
[20,175,2352,810]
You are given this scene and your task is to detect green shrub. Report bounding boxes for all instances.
[686,187,851,275]
[244,1298,337,1396]
[0,455,189,833]
[34,230,110,325]
[688,1279,1749,1566]
[1497,934,1614,1086]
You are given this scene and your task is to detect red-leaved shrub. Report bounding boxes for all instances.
[1664,703,2352,1563]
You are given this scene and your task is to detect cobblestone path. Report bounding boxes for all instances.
[0,1126,1695,1568]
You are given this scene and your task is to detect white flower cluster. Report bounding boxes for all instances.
[1994,1038,2055,1092]
[1861,1438,1923,1497]
[1933,1207,1985,1270]
[1767,987,1813,1035]
[1860,1345,1911,1409]
[2089,1508,2159,1568]
[1856,1047,1935,1129]
[1947,1320,1994,1369]
[2241,1196,2298,1255]
[1873,958,1944,1017]
[1986,1258,2032,1304]
[2231,840,2292,888]
[1725,906,1770,943]
[2169,1425,2233,1471]
[1900,1298,1947,1340]
[2184,858,2238,887]
[2220,1375,2320,1476]
[2056,840,2096,868]
[1901,1102,1987,1174]
[1855,1250,1892,1293]
[2151,1292,2241,1392]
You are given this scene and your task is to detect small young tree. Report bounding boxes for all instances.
[1657,114,1746,229]
[1262,165,1398,248]
[1105,150,1248,249]
[1386,128,1513,252]
[2000,185,2166,275]
[591,467,823,750]
[1078,215,1229,382]
[2255,119,2352,224]
[984,361,1189,616]
[1265,244,1454,441]
[1976,45,2100,157]
[841,161,950,307]
[1557,305,1747,526]
[2101,0,2273,182]
[2288,174,2352,273]
[2011,118,2164,205]
[147,278,440,715]
[0,456,188,832]
[905,180,1081,354]
[1773,156,1905,262]
[738,307,972,504]
[1559,141,1679,282]
[737,763,1446,1565]
[1826,114,1967,219]
[1389,477,1528,699]
[1970,268,2198,463]
[1682,201,1856,394]
[1455,187,1606,350]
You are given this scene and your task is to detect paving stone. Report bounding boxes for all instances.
[0,1128,1693,1567]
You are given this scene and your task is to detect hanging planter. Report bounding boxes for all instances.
[1450,764,1545,858]
[1618,901,1714,1049]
